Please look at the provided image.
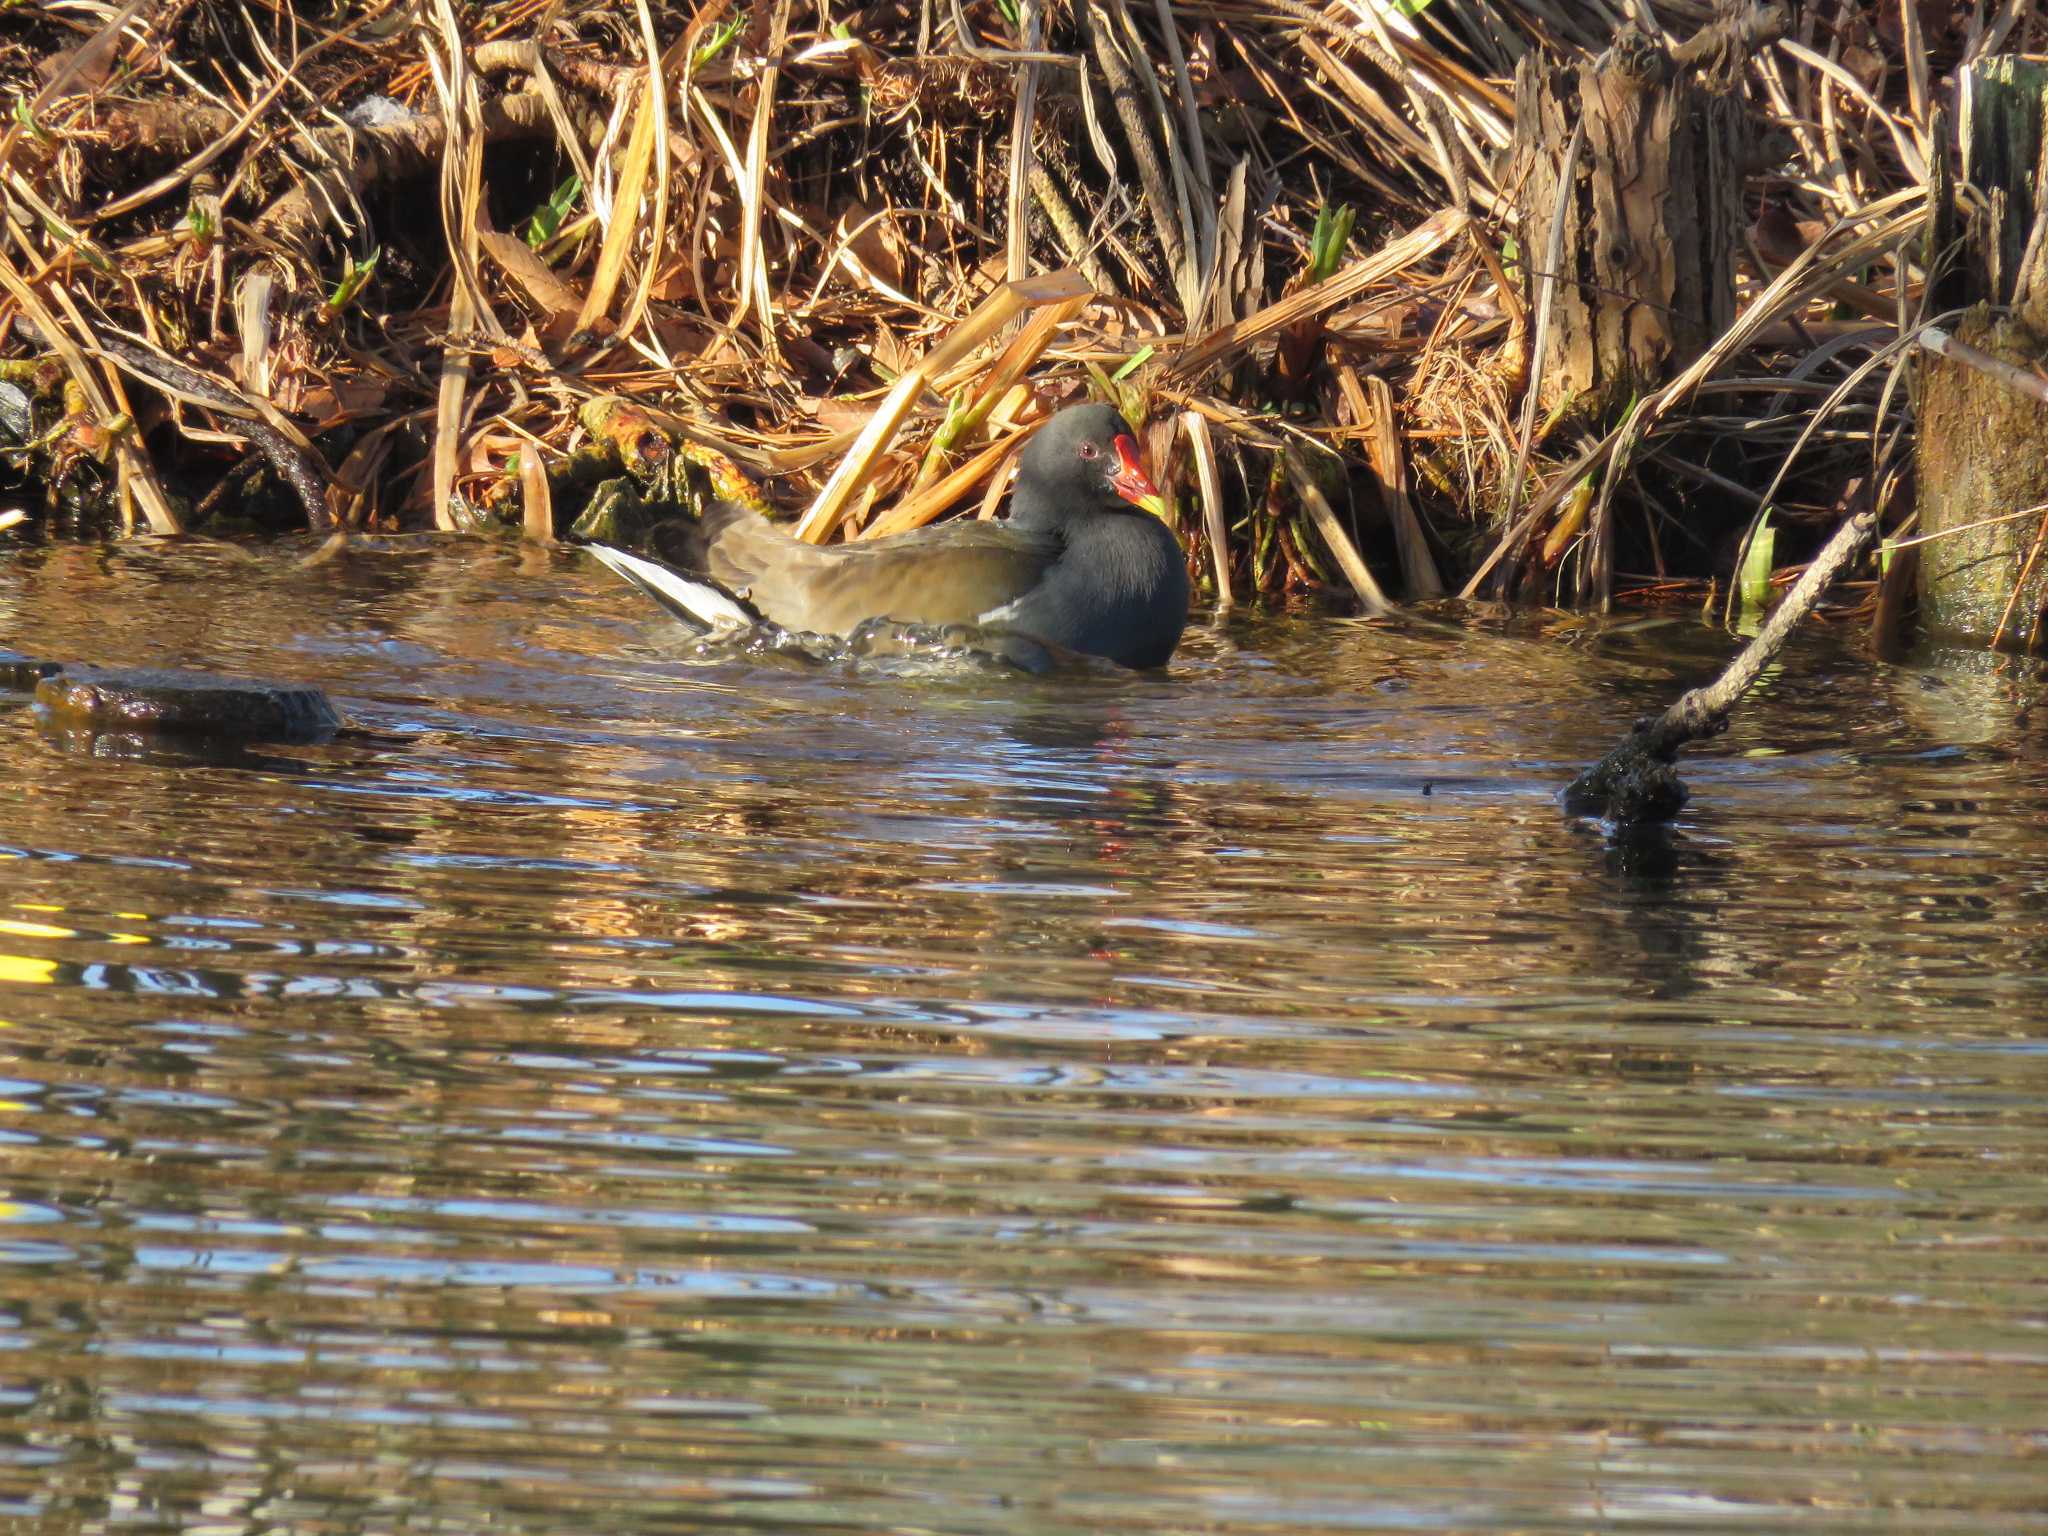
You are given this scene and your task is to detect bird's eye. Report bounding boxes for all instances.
[1079,442,1099,459]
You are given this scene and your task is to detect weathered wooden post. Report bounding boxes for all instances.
[1916,58,2048,649]
[1497,5,1783,606]
[1508,6,1783,423]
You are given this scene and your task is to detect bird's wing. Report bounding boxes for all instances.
[686,510,1060,638]
[795,522,1061,635]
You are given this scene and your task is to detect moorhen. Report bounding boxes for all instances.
[587,403,1191,669]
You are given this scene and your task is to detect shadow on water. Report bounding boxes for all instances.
[0,542,2046,1534]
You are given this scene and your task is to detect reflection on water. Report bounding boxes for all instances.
[1,541,2045,1534]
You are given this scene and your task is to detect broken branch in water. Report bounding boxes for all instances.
[1565,503,1880,829]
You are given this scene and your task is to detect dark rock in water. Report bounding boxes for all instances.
[1,651,64,691]
[33,668,342,743]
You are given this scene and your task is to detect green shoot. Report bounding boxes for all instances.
[692,16,746,73]
[1111,345,1154,382]
[10,95,50,144]
[322,247,381,318]
[29,204,113,274]
[930,389,974,454]
[1738,510,1776,614]
[1307,203,1355,283]
[526,175,582,248]
[1085,359,1137,421]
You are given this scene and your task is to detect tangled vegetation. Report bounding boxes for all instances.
[0,0,2022,618]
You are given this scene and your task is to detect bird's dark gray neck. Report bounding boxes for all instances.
[1004,485,1065,533]
[1008,487,1129,534]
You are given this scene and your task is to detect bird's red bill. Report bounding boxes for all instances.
[1112,434,1168,517]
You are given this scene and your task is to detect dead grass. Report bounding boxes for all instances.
[0,0,2031,607]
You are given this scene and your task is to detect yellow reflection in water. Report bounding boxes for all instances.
[2,908,148,944]
[0,918,73,941]
[0,955,56,985]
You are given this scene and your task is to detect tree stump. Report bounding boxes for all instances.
[1916,58,2048,649]
[1509,8,1780,423]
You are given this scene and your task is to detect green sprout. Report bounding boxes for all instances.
[1307,203,1355,283]
[321,246,381,319]
[10,95,50,144]
[691,15,746,72]
[1738,509,1777,615]
[526,175,581,248]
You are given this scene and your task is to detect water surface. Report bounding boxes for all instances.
[1,541,2044,1533]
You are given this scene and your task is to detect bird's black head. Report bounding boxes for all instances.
[1011,404,1163,528]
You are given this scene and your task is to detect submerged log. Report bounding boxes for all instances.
[1508,6,1783,423]
[1916,58,2048,649]
[34,669,341,743]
